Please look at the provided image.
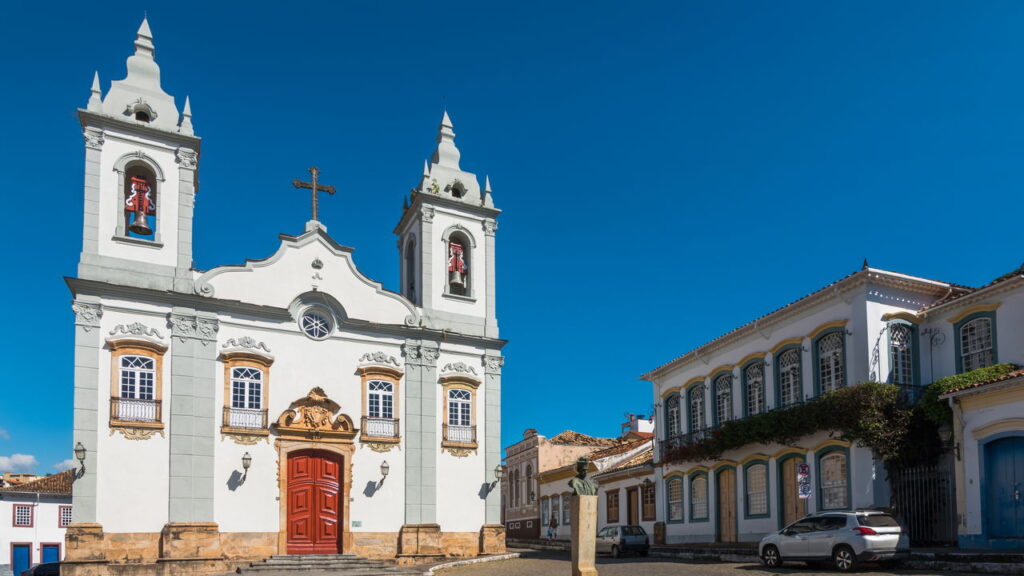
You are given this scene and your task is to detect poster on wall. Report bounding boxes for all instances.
[797,462,812,500]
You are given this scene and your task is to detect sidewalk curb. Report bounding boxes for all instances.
[423,552,522,575]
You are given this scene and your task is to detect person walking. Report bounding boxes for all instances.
[547,514,559,540]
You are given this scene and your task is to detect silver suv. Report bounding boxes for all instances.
[759,511,910,572]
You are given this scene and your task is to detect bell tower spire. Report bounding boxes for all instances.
[77,18,200,293]
[394,112,501,338]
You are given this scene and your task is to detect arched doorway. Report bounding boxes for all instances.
[287,449,343,554]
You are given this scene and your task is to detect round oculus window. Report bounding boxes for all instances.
[300,310,332,340]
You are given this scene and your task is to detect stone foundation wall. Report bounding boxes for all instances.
[62,523,505,576]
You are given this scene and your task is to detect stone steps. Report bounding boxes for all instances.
[236,554,423,576]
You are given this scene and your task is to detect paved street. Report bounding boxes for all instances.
[437,551,984,576]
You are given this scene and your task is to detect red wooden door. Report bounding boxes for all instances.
[288,450,342,554]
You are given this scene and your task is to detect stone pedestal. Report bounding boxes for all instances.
[479,524,506,554]
[653,521,666,545]
[570,495,598,576]
[64,523,107,561]
[159,522,222,560]
[398,523,442,557]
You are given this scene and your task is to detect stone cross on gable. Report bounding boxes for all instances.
[292,166,336,223]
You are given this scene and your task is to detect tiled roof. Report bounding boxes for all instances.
[589,437,648,460]
[942,367,1024,396]
[547,430,619,447]
[922,263,1024,312]
[0,469,74,495]
[602,446,653,473]
[641,267,967,381]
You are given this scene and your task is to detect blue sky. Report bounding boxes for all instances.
[0,1,1022,473]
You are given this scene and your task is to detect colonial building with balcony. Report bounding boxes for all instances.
[642,263,1024,545]
[65,19,505,576]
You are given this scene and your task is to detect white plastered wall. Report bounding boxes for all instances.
[434,350,487,532]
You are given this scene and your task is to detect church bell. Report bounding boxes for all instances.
[128,211,153,236]
[448,269,466,289]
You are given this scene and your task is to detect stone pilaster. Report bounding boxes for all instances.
[483,353,503,525]
[71,300,103,524]
[483,219,498,339]
[402,340,440,525]
[173,148,197,293]
[420,207,435,310]
[80,128,104,258]
[168,309,219,522]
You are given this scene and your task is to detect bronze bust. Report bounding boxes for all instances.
[568,456,597,495]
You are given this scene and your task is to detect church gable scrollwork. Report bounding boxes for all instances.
[441,362,478,376]
[273,387,357,443]
[110,322,164,340]
[223,336,272,354]
[359,351,400,368]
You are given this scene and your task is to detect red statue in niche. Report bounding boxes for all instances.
[448,242,467,290]
[125,176,156,235]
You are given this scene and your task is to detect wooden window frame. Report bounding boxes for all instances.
[441,376,479,451]
[220,351,273,438]
[58,506,72,528]
[641,482,656,522]
[358,365,402,445]
[12,504,33,528]
[108,339,167,433]
[606,489,620,524]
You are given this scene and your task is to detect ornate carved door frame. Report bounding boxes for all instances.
[273,388,358,555]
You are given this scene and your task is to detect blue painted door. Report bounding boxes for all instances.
[41,544,60,564]
[11,544,30,576]
[985,436,1024,538]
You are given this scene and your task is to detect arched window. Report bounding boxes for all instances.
[690,475,708,520]
[228,366,263,429]
[819,450,849,510]
[446,232,472,297]
[745,462,768,517]
[123,165,158,239]
[512,469,520,507]
[525,464,534,504]
[714,373,733,425]
[666,477,684,522]
[404,237,417,302]
[689,384,706,438]
[744,362,765,417]
[444,387,475,446]
[888,322,915,387]
[816,332,845,394]
[665,394,681,439]
[959,316,995,372]
[776,348,801,408]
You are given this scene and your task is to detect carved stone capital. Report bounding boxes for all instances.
[72,301,103,332]
[483,219,498,237]
[421,206,435,223]
[402,342,440,367]
[169,313,219,344]
[83,127,105,150]
[175,148,198,169]
[483,354,504,375]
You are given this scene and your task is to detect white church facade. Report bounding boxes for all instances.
[65,19,505,576]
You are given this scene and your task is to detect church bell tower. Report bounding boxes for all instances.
[78,18,199,293]
[394,112,500,338]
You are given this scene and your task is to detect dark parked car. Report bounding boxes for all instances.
[22,563,60,576]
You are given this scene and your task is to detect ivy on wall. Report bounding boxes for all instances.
[664,364,1021,467]
[663,382,911,464]
[917,363,1019,426]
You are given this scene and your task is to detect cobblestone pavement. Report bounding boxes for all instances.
[436,551,983,576]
